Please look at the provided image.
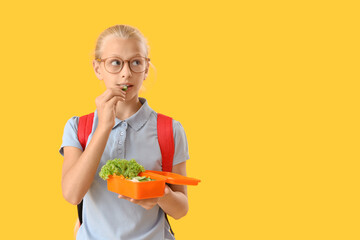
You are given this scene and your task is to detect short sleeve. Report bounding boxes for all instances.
[172,120,190,166]
[59,116,83,157]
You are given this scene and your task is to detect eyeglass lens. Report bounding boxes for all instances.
[104,57,146,73]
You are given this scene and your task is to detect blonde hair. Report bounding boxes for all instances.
[94,24,149,59]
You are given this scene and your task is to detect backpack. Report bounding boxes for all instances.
[76,112,175,236]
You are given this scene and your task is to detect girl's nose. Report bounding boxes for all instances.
[120,61,132,78]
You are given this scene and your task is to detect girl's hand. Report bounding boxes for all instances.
[118,185,172,210]
[95,88,126,131]
[117,195,159,210]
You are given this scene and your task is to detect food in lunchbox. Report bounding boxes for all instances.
[130,176,154,182]
[99,159,147,180]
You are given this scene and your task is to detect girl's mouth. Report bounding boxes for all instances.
[120,84,134,91]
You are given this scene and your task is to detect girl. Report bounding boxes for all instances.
[59,24,190,240]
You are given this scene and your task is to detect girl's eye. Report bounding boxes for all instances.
[131,59,142,66]
[111,59,121,66]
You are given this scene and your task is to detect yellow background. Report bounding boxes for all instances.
[0,0,359,239]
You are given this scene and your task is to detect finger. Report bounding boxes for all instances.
[105,89,126,103]
[118,195,131,201]
[164,185,172,195]
[101,89,126,103]
[106,96,124,108]
[119,195,139,204]
[110,87,127,97]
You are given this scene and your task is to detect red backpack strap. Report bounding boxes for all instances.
[76,112,94,226]
[157,113,176,236]
[157,113,175,172]
[77,112,95,151]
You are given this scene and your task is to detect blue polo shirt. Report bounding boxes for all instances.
[59,97,189,240]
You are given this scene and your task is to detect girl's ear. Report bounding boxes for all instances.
[144,64,149,80]
[92,59,103,80]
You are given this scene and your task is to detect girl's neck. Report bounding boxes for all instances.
[115,96,143,121]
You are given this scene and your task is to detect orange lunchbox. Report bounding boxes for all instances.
[107,170,201,200]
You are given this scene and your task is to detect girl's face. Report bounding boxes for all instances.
[93,36,149,100]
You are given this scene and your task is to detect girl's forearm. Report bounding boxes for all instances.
[157,187,189,220]
[62,126,111,205]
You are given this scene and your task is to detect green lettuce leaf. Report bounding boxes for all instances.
[99,158,145,180]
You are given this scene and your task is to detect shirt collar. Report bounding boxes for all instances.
[94,97,153,132]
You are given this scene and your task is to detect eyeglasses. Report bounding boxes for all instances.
[96,56,150,74]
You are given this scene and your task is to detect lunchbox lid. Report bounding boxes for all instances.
[140,170,201,185]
